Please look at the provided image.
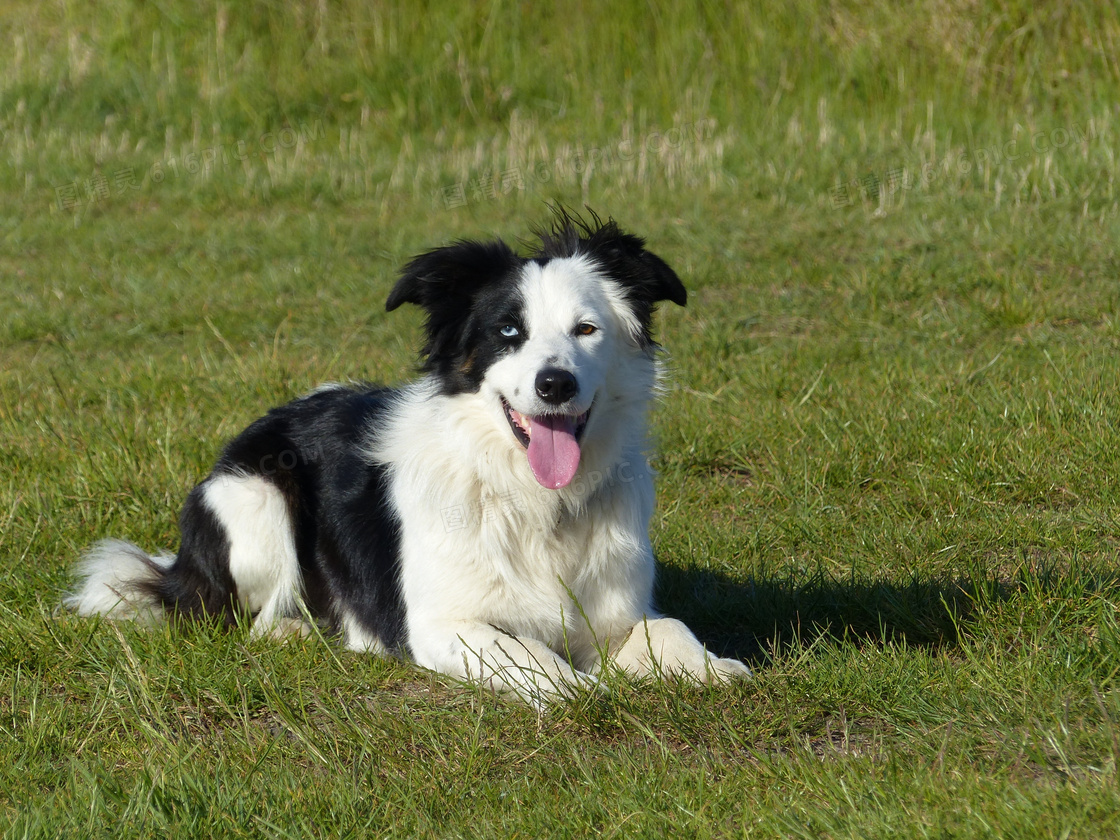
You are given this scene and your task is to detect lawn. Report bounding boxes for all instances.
[3,1,1120,836]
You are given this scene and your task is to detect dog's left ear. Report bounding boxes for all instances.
[625,248,688,308]
[580,222,687,309]
[583,225,687,351]
[535,211,687,309]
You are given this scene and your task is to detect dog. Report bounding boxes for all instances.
[66,212,750,703]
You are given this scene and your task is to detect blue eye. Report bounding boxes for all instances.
[499,325,520,339]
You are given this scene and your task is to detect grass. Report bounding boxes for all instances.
[3,0,1120,836]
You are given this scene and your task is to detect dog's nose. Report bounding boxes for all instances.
[535,368,578,405]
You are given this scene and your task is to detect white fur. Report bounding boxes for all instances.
[607,618,754,682]
[201,474,303,638]
[341,608,389,654]
[63,538,174,621]
[483,256,655,457]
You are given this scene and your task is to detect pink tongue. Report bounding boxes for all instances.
[526,415,581,489]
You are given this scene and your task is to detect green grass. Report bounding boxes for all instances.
[4,0,1120,836]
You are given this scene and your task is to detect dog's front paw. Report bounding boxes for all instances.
[611,617,751,684]
[705,653,752,682]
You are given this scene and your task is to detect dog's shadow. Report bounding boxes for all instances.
[653,563,1099,666]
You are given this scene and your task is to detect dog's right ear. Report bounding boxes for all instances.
[386,240,522,313]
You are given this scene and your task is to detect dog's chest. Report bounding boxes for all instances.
[477,491,596,585]
[428,488,624,634]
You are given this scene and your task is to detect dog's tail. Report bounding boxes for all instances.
[64,539,175,622]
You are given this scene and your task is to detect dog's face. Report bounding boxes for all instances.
[386,215,686,489]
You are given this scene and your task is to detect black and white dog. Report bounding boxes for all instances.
[67,213,750,701]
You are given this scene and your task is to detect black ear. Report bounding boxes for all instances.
[627,248,687,308]
[386,239,524,373]
[590,225,687,309]
[535,209,687,308]
[386,239,522,312]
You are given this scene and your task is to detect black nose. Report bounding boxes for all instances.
[535,368,578,405]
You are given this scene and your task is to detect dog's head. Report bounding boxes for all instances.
[386,212,686,490]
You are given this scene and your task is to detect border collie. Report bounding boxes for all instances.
[66,212,750,702]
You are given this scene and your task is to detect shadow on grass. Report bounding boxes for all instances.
[652,563,1099,667]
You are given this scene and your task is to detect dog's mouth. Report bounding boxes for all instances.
[502,397,591,490]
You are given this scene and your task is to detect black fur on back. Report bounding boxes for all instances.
[140,386,407,650]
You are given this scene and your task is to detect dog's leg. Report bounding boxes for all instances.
[201,473,303,638]
[410,621,598,706]
[608,617,751,683]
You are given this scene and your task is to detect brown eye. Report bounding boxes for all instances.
[576,323,596,336]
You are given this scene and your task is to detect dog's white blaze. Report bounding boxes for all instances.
[202,474,302,635]
[520,254,645,343]
[487,256,642,420]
